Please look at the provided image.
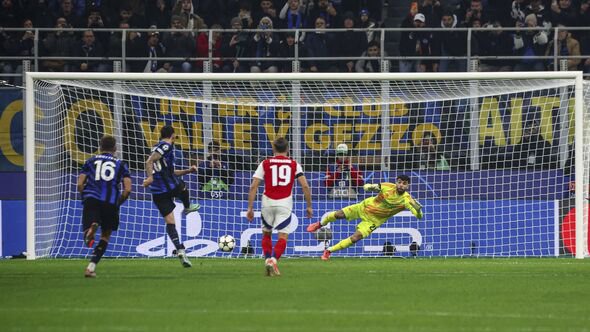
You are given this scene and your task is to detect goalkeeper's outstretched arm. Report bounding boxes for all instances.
[407,197,424,220]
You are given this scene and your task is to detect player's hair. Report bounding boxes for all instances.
[99,135,116,152]
[397,174,411,183]
[160,125,175,139]
[273,137,289,153]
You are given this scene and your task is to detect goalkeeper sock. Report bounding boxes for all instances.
[320,211,338,226]
[273,238,287,260]
[166,224,185,250]
[328,237,354,253]
[90,240,108,264]
[262,233,272,259]
[179,189,190,209]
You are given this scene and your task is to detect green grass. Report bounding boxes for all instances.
[0,258,589,332]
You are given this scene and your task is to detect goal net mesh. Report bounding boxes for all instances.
[30,75,590,258]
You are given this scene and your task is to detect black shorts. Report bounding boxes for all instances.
[152,181,186,217]
[82,198,120,231]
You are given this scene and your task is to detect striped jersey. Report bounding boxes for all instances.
[148,141,180,194]
[361,182,423,221]
[253,155,303,200]
[81,153,131,206]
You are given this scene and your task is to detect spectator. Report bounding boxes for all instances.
[510,0,527,27]
[254,0,279,27]
[414,13,439,72]
[197,141,233,194]
[74,30,108,72]
[307,0,340,28]
[53,0,82,28]
[325,143,364,199]
[546,24,581,70]
[464,0,489,26]
[195,24,224,72]
[279,0,306,30]
[359,8,378,43]
[250,16,280,73]
[580,0,590,74]
[438,10,467,72]
[513,13,548,71]
[524,0,552,31]
[334,12,368,72]
[0,0,22,28]
[355,40,387,72]
[3,18,35,85]
[173,0,207,31]
[278,31,307,72]
[550,0,578,28]
[85,6,109,49]
[398,5,420,72]
[412,132,450,170]
[128,30,167,72]
[236,0,255,29]
[220,17,251,72]
[304,16,338,72]
[145,0,172,30]
[161,15,195,72]
[41,17,76,72]
[116,5,147,28]
[419,0,442,27]
[477,21,514,72]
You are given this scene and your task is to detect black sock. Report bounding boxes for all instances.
[90,240,108,264]
[166,224,185,250]
[179,189,190,209]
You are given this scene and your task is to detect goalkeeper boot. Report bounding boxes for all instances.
[183,203,201,216]
[84,223,99,248]
[321,250,331,261]
[177,249,192,268]
[306,221,322,233]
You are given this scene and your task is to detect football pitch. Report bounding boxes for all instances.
[0,258,588,332]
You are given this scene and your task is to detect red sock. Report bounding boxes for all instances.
[262,234,272,259]
[273,238,287,260]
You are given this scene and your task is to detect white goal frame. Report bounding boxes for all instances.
[25,71,588,259]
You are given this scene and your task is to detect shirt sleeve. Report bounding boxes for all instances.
[81,160,91,176]
[121,161,131,178]
[253,161,265,180]
[295,161,304,178]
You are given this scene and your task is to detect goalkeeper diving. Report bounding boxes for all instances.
[307,174,423,260]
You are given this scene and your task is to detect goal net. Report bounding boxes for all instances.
[26,72,590,259]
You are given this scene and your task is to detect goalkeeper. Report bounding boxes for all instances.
[307,174,423,260]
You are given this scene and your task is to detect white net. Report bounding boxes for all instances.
[28,73,590,258]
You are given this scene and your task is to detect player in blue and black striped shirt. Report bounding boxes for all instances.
[78,136,132,277]
[142,125,200,268]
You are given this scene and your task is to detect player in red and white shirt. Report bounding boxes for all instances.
[246,137,313,276]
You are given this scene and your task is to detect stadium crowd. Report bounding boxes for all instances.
[1,0,588,80]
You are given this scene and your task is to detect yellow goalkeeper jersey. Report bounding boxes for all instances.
[361,182,423,221]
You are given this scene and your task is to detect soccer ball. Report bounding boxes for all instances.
[218,235,236,252]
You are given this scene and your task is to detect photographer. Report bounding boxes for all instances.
[249,16,279,73]
[325,144,364,198]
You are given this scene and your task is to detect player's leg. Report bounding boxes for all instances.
[307,203,361,232]
[176,180,200,215]
[82,199,100,248]
[85,228,112,278]
[155,193,192,267]
[260,206,275,276]
[322,212,375,261]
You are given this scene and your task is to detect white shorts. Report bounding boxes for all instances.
[261,195,295,233]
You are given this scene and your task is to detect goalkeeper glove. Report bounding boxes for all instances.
[363,183,380,192]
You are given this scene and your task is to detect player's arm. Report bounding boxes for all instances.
[77,173,87,194]
[363,183,381,192]
[143,152,161,187]
[174,165,197,176]
[118,176,132,206]
[406,196,424,220]
[297,175,313,218]
[246,177,261,221]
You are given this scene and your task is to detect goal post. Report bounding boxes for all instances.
[25,72,589,259]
